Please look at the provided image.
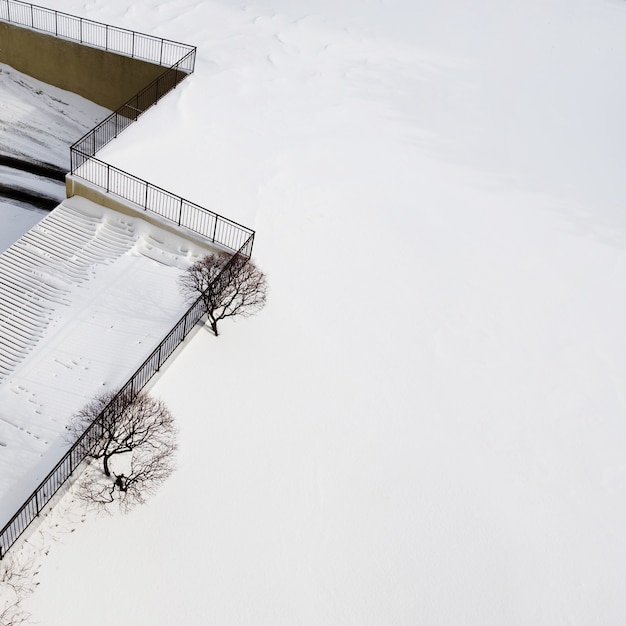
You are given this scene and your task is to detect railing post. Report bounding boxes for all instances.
[30,3,34,27]
[159,38,164,65]
[145,183,149,210]
[212,216,218,243]
[106,163,110,193]
[178,197,183,226]
[54,10,57,36]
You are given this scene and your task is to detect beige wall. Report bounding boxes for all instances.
[65,176,226,253]
[0,21,166,110]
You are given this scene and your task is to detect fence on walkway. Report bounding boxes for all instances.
[70,46,196,162]
[0,235,253,560]
[0,0,195,67]
[0,5,256,559]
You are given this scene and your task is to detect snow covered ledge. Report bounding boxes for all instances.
[65,174,233,254]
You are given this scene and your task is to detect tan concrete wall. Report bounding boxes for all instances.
[0,21,166,110]
[65,175,225,253]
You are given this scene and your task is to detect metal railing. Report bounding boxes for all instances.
[63,17,252,253]
[71,156,254,251]
[0,5,257,559]
[70,48,196,162]
[0,236,253,559]
[0,0,195,67]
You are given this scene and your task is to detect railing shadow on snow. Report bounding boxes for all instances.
[0,2,255,558]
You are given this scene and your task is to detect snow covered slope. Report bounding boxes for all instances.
[0,63,110,251]
[10,0,626,624]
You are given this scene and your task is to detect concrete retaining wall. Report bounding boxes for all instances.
[0,21,166,110]
[65,176,226,251]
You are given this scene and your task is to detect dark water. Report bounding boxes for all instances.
[0,155,66,211]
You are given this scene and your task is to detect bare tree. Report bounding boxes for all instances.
[67,390,177,512]
[0,554,39,626]
[179,252,267,336]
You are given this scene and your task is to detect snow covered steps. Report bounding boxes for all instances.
[0,199,136,380]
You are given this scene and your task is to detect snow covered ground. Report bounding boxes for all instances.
[0,63,110,251]
[0,203,46,253]
[0,0,625,623]
[0,195,220,529]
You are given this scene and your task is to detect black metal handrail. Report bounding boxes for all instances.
[68,45,253,253]
[0,6,256,558]
[70,48,196,163]
[0,0,195,67]
[70,155,254,252]
[0,235,253,559]
[66,36,252,253]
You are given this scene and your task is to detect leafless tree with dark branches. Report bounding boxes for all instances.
[0,554,39,626]
[67,390,177,512]
[179,252,267,336]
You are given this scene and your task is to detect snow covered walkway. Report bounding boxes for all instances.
[0,195,218,527]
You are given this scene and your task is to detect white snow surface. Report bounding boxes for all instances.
[0,63,110,251]
[0,203,45,254]
[0,0,623,624]
[0,62,109,168]
[0,196,218,527]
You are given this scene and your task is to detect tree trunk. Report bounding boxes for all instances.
[103,453,112,477]
[208,314,219,336]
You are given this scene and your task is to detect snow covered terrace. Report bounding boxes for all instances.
[0,2,254,552]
